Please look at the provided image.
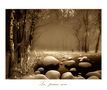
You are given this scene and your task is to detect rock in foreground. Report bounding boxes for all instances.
[87,76,99,79]
[42,56,59,66]
[86,71,101,79]
[22,74,48,79]
[61,72,74,79]
[78,62,92,68]
[64,60,76,66]
[45,70,60,79]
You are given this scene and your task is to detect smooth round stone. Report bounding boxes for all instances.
[45,70,60,79]
[22,74,48,79]
[74,75,85,79]
[64,60,76,66]
[95,70,101,74]
[74,76,78,79]
[78,62,92,68]
[86,71,101,78]
[34,74,48,79]
[77,75,85,79]
[78,72,82,75]
[61,72,74,79]
[35,71,41,74]
[37,67,44,73]
[87,76,99,79]
[43,56,59,66]
[67,56,73,60]
[22,75,33,79]
[70,68,77,72]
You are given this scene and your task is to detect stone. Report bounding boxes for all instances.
[95,70,101,74]
[74,75,85,79]
[37,67,44,73]
[86,71,101,78]
[77,75,85,79]
[35,71,41,74]
[22,74,48,79]
[69,68,77,76]
[43,56,59,66]
[74,76,78,79]
[67,56,73,60]
[34,74,48,79]
[45,70,60,79]
[70,68,77,72]
[61,72,74,79]
[21,75,34,79]
[87,76,99,79]
[63,60,76,66]
[37,67,44,71]
[78,72,82,75]
[78,62,92,68]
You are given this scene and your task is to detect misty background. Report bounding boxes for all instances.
[30,9,101,51]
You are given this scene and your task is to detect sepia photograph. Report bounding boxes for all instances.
[6,9,101,79]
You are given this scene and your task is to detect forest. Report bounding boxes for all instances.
[6,9,101,79]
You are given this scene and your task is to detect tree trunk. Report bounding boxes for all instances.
[83,10,89,52]
[9,10,16,78]
[75,32,81,51]
[20,10,27,73]
[10,10,15,64]
[95,10,101,53]
[29,10,35,45]
[95,30,101,53]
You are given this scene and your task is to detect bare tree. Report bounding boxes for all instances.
[81,10,89,52]
[8,10,16,78]
[9,10,15,64]
[95,10,101,53]
[71,10,81,51]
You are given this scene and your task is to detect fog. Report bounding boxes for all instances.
[31,23,101,51]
